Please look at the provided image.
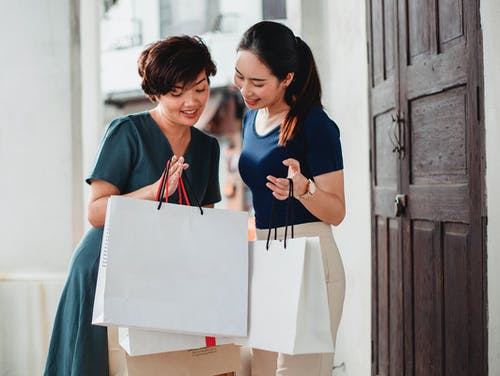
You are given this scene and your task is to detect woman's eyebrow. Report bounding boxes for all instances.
[174,77,207,90]
[235,67,267,82]
[194,77,207,85]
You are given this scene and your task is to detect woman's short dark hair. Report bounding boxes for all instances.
[138,35,216,102]
[238,21,322,146]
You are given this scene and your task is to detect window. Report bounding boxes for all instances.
[262,0,286,20]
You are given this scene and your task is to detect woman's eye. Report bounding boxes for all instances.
[170,91,182,97]
[196,88,207,93]
[254,84,264,88]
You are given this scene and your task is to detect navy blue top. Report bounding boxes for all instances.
[238,107,343,229]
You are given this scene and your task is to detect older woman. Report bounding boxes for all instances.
[44,36,221,376]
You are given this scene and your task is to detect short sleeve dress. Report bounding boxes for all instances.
[44,112,221,376]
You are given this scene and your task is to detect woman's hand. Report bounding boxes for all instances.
[266,158,308,200]
[265,158,346,225]
[88,156,189,228]
[152,155,189,199]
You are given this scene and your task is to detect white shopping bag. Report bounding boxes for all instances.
[118,327,234,356]
[237,237,333,355]
[92,195,248,337]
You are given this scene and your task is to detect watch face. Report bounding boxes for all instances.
[309,180,316,194]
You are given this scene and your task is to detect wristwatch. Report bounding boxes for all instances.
[298,178,316,199]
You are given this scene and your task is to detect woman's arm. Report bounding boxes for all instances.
[265,158,346,226]
[88,156,188,227]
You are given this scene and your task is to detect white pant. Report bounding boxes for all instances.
[250,222,346,376]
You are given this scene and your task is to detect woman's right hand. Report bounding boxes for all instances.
[152,155,189,199]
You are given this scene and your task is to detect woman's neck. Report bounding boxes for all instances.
[265,102,290,118]
[150,107,191,156]
[255,106,289,136]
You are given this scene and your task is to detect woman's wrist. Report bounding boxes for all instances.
[296,175,309,197]
[297,177,316,199]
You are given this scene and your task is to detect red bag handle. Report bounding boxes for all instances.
[156,159,203,216]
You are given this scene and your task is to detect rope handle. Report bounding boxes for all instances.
[266,178,295,250]
[155,158,203,215]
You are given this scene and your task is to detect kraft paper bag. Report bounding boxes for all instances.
[92,195,248,337]
[236,237,333,355]
[119,327,233,356]
[108,327,241,376]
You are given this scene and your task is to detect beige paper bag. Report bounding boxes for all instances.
[108,327,241,376]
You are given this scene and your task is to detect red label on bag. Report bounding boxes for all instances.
[205,336,216,347]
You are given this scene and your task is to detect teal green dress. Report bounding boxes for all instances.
[44,112,221,376]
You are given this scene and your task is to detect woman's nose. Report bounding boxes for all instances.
[240,82,252,98]
[184,91,199,105]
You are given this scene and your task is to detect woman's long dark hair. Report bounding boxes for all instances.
[238,21,322,146]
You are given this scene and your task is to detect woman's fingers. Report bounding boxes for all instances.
[266,176,291,200]
[282,158,301,177]
[165,156,190,196]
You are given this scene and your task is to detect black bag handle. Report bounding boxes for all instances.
[156,160,171,210]
[181,172,204,215]
[156,159,203,215]
[266,178,295,250]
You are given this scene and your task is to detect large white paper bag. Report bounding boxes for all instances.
[237,237,333,354]
[92,195,248,337]
[118,327,233,356]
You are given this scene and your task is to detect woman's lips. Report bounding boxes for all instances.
[244,98,259,106]
[181,109,198,119]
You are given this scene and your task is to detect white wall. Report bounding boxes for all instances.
[81,0,102,230]
[0,0,82,374]
[481,0,500,374]
[302,1,371,375]
[0,0,82,273]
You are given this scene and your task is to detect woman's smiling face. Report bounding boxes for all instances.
[233,50,289,111]
[156,70,210,127]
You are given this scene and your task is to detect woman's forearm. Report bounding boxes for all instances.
[88,184,155,227]
[297,188,345,226]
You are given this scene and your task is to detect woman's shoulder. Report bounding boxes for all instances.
[105,112,149,133]
[303,106,340,134]
[191,127,219,150]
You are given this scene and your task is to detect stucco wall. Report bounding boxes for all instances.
[0,0,81,273]
[481,0,500,374]
[0,0,82,374]
[302,1,372,374]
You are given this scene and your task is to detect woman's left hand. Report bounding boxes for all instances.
[266,158,309,200]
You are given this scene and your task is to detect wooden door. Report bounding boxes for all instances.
[367,0,486,375]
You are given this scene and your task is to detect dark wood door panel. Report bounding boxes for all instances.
[371,78,397,115]
[406,45,467,100]
[407,220,478,376]
[373,187,398,218]
[370,0,396,86]
[405,84,471,222]
[438,0,465,50]
[375,216,390,376]
[406,0,466,62]
[388,218,404,376]
[411,220,444,376]
[408,184,469,223]
[409,86,468,185]
[374,217,403,376]
[369,0,485,374]
[442,222,470,375]
[374,112,399,187]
